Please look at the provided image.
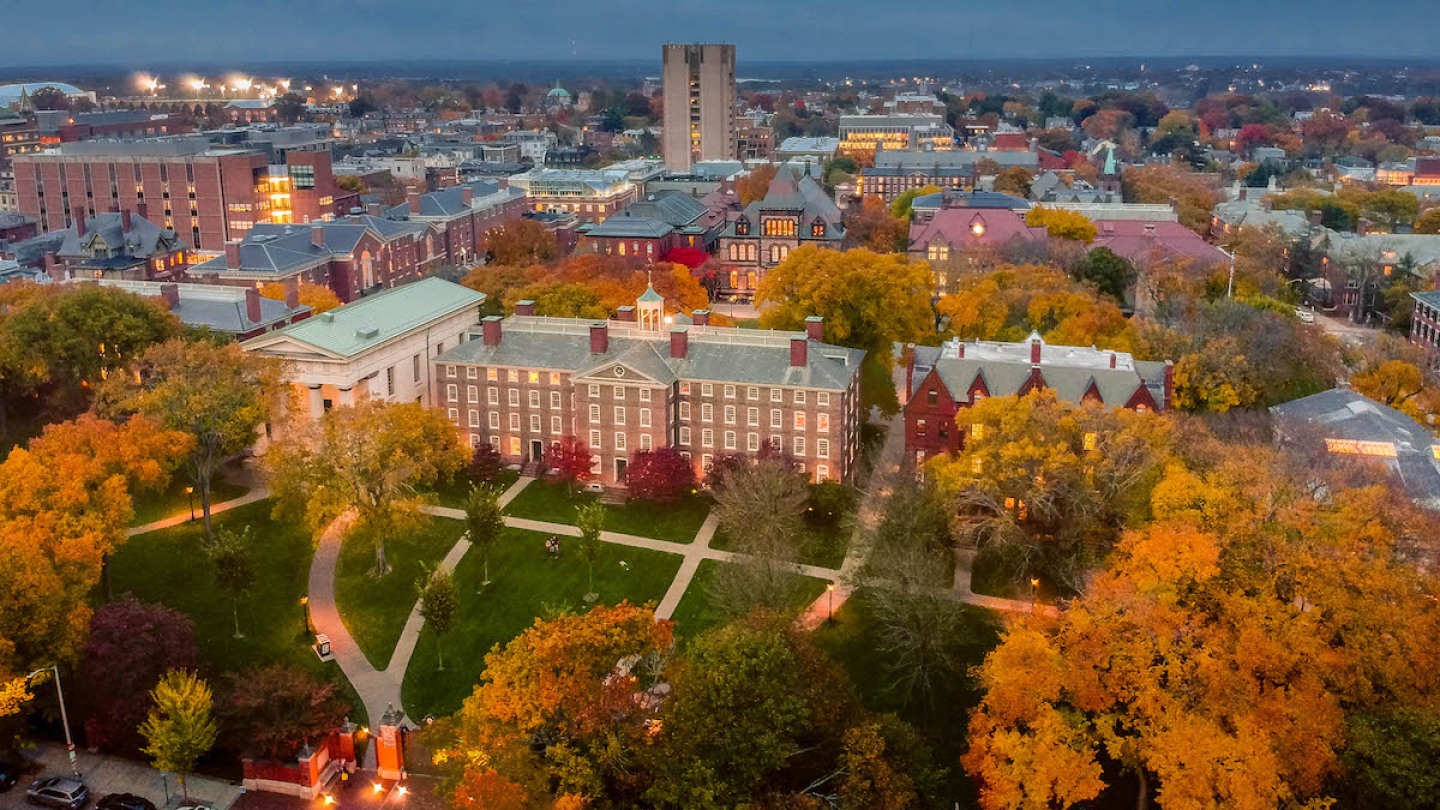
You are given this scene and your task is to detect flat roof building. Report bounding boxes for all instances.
[662,44,737,174]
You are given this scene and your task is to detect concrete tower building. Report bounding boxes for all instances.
[661,43,737,173]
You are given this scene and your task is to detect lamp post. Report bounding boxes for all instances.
[826,583,836,623]
[1030,577,1040,614]
[27,666,80,778]
[301,596,311,634]
[185,485,195,521]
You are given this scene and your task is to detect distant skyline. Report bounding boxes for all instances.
[5,0,1440,68]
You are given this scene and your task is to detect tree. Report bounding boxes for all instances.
[1072,247,1137,302]
[837,721,931,810]
[1122,164,1219,235]
[464,483,507,586]
[80,598,198,754]
[757,245,933,413]
[708,456,809,617]
[547,435,594,488]
[927,391,1175,592]
[483,219,561,267]
[0,415,190,674]
[140,670,217,801]
[936,263,1137,350]
[1352,359,1440,425]
[418,565,459,671]
[847,195,910,253]
[209,527,255,638]
[662,246,709,270]
[624,447,696,504]
[468,442,505,484]
[273,93,307,124]
[737,164,778,206]
[259,280,341,314]
[1024,206,1097,244]
[28,87,70,111]
[444,603,673,805]
[1341,709,1440,810]
[992,166,1035,199]
[576,501,606,599]
[98,339,278,543]
[266,400,467,574]
[220,665,350,759]
[1414,208,1440,235]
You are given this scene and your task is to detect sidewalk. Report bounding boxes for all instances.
[17,743,243,809]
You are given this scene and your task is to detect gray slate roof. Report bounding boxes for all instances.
[57,212,179,260]
[193,216,430,277]
[721,168,845,241]
[622,191,709,227]
[440,318,865,391]
[1271,388,1440,507]
[583,214,674,239]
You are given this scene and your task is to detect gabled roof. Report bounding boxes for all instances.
[721,168,844,241]
[622,191,709,227]
[56,212,179,260]
[908,207,1044,251]
[1090,220,1228,266]
[243,277,483,360]
[914,336,1166,411]
[583,214,674,239]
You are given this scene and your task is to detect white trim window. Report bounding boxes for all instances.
[701,403,713,423]
[614,432,627,452]
[509,413,520,431]
[528,390,540,408]
[818,439,830,459]
[640,409,652,428]
[447,408,459,424]
[550,391,561,410]
[551,416,562,434]
[747,407,759,427]
[680,426,692,445]
[614,406,626,426]
[488,412,500,429]
[590,430,602,449]
[770,409,782,429]
[747,386,759,400]
[589,404,601,424]
[508,389,519,407]
[702,428,714,448]
[724,431,736,450]
[487,387,499,405]
[724,405,736,425]
[640,434,653,451]
[530,415,541,432]
[794,436,806,457]
[467,385,478,404]
[468,410,480,428]
[640,388,652,402]
[446,384,458,401]
[747,433,760,452]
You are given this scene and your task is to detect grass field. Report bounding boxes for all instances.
[130,474,249,527]
[401,526,684,718]
[426,470,521,510]
[709,515,850,569]
[108,500,368,725]
[666,558,831,639]
[334,517,465,669]
[504,480,711,544]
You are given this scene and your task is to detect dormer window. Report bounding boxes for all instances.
[735,216,750,236]
[810,217,826,238]
[970,215,987,237]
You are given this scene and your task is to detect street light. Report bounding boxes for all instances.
[301,596,311,633]
[826,583,836,623]
[26,666,80,777]
[1030,577,1040,613]
[185,486,195,521]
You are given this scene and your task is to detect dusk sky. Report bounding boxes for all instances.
[6,0,1440,67]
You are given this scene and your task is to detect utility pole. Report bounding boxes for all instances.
[28,666,80,778]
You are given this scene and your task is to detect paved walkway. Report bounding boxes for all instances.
[304,476,538,770]
[654,514,718,619]
[127,487,270,537]
[22,743,244,809]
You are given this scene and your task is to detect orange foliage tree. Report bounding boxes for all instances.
[736,164,778,206]
[259,280,341,314]
[936,263,1137,350]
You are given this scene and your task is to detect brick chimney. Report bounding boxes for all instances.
[1309,210,1322,228]
[72,206,86,237]
[1163,360,1174,411]
[482,315,503,346]
[159,282,180,310]
[134,201,148,221]
[903,344,915,404]
[1109,352,1117,369]
[790,336,808,367]
[1030,338,1042,365]
[462,186,474,206]
[616,305,636,323]
[224,240,241,268]
[670,327,688,359]
[283,277,300,309]
[805,315,824,342]
[957,342,965,358]
[408,191,422,215]
[515,299,536,316]
[244,287,263,324]
[589,322,609,355]
[121,208,133,234]
[692,309,709,326]
[366,202,383,217]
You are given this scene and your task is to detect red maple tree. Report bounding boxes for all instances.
[624,447,696,504]
[548,435,594,486]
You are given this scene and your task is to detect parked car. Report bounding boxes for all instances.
[175,805,216,810]
[25,776,90,809]
[0,760,20,791]
[1295,308,1315,324]
[95,795,156,810]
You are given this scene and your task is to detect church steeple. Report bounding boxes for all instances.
[636,283,664,332]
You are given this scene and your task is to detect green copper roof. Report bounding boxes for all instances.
[1103,145,1118,176]
[250,277,484,358]
[637,285,663,303]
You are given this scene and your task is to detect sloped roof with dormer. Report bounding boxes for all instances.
[720,168,844,241]
[56,212,180,261]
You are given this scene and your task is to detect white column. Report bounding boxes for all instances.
[307,385,325,420]
[337,386,355,407]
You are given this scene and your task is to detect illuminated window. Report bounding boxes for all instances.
[528,371,540,383]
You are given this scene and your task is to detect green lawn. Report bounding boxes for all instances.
[335,518,465,669]
[504,480,711,543]
[131,473,249,527]
[108,500,368,725]
[667,558,831,639]
[710,515,850,569]
[401,526,684,718]
[426,470,521,510]
[969,546,1060,605]
[812,592,1002,806]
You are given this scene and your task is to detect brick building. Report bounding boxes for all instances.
[12,139,355,252]
[55,110,191,143]
[509,169,639,224]
[1411,291,1440,354]
[577,191,715,258]
[383,180,528,267]
[93,278,311,341]
[190,215,435,302]
[903,335,1172,465]
[713,168,844,300]
[434,288,865,486]
[42,207,187,281]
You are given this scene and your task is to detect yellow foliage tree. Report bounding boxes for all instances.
[936,263,1137,350]
[1025,206,1097,244]
[259,280,342,314]
[1352,359,1440,427]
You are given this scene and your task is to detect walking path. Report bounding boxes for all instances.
[23,743,244,809]
[304,476,536,769]
[654,513,718,619]
[126,487,270,537]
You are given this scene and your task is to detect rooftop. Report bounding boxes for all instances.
[90,279,308,335]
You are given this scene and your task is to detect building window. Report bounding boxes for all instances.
[680,381,691,395]
[747,407,759,427]
[509,436,521,456]
[528,371,540,384]
[469,410,480,428]
[640,388,651,402]
[724,431,736,450]
[469,433,480,449]
[724,385,736,399]
[818,439,830,459]
[795,390,806,404]
[589,404,601,424]
[590,430,602,449]
[917,419,928,438]
[530,415,541,432]
[386,367,396,396]
[528,390,540,408]
[489,412,500,429]
[641,433,653,450]
[589,384,600,398]
[508,389,520,406]
[680,426,692,445]
[508,369,518,382]
[509,413,520,431]
[747,386,759,400]
[614,406,626,425]
[770,409,782,429]
[550,372,561,385]
[446,365,457,378]
[701,403,713,422]
[702,429,714,448]
[550,391,561,410]
[447,408,459,424]
[640,409,652,428]
[747,432,760,452]
[466,385,478,404]
[816,464,830,482]
[818,413,830,433]
[614,432,627,452]
[702,383,713,396]
[614,384,625,399]
[466,366,478,380]
[771,388,782,403]
[818,392,830,407]
[487,368,498,381]
[724,405,736,424]
[446,384,458,401]
[488,387,499,405]
[552,416,562,434]
[794,436,806,457]
[680,401,691,420]
[795,412,807,430]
